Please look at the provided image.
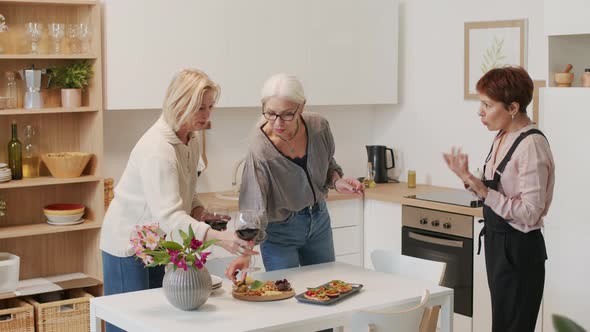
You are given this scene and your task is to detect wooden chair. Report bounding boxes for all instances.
[350,289,440,332]
[371,250,446,285]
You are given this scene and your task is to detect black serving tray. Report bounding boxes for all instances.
[295,282,363,305]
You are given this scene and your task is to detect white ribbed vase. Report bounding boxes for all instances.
[162,264,212,310]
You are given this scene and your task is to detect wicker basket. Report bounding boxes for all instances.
[25,289,93,332]
[41,152,92,178]
[0,298,35,332]
[104,178,114,210]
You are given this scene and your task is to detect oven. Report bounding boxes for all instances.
[402,205,474,317]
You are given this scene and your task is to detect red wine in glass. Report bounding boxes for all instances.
[206,220,229,231]
[236,228,259,241]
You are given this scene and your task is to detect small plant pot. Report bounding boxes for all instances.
[61,89,82,108]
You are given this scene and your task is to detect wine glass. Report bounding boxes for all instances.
[48,23,65,54]
[77,23,91,54]
[203,205,230,231]
[234,210,264,273]
[25,22,43,54]
[67,24,80,54]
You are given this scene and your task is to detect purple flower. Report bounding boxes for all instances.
[194,258,203,269]
[200,251,211,264]
[177,258,188,271]
[168,249,180,264]
[190,237,202,250]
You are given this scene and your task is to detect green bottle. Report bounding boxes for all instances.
[8,121,23,180]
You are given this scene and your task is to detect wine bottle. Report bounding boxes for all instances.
[7,121,23,180]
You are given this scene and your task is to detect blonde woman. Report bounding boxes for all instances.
[100,69,255,332]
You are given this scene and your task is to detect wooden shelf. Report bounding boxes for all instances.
[0,175,101,189]
[0,273,102,300]
[0,54,98,60]
[0,106,98,115]
[0,0,97,5]
[0,219,101,239]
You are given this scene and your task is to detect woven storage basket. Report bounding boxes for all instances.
[25,289,93,332]
[0,298,35,332]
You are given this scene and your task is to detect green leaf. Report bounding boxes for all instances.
[161,241,183,251]
[188,224,195,240]
[553,314,586,332]
[250,280,264,290]
[47,61,93,90]
[200,239,218,251]
[178,229,188,242]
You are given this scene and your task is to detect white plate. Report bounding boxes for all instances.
[46,218,84,226]
[211,275,223,287]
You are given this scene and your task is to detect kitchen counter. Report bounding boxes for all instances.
[199,182,483,217]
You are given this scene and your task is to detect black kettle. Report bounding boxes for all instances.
[366,145,395,183]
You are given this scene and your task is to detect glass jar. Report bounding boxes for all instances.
[407,170,416,188]
[582,68,590,88]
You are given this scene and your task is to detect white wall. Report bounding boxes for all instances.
[104,106,375,193]
[372,0,547,188]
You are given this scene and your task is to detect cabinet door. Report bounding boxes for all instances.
[544,0,590,36]
[363,200,401,269]
[336,253,362,267]
[327,199,363,228]
[333,227,361,256]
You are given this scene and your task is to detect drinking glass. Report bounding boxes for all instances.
[25,22,43,54]
[203,205,231,231]
[47,23,65,54]
[234,210,263,272]
[77,23,91,53]
[67,24,80,54]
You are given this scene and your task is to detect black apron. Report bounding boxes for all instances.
[477,129,548,332]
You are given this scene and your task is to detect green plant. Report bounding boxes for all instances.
[481,35,507,74]
[48,61,93,90]
[553,314,587,332]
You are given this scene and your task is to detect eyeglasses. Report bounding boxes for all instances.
[262,104,300,121]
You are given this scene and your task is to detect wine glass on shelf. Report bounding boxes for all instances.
[234,210,263,272]
[25,22,43,54]
[47,23,65,54]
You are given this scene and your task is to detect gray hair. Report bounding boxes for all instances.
[260,73,306,105]
[162,69,220,132]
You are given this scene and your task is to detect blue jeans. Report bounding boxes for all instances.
[261,200,335,271]
[102,251,165,332]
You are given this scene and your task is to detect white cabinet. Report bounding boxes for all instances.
[544,0,590,36]
[362,200,401,270]
[103,0,398,110]
[327,199,364,267]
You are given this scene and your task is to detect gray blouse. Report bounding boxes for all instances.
[238,113,343,240]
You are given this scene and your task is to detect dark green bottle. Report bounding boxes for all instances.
[8,121,23,180]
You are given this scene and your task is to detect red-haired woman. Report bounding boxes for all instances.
[443,66,555,331]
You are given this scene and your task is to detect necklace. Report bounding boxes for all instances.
[275,120,300,154]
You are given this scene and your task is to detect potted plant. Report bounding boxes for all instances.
[130,223,216,311]
[47,61,93,108]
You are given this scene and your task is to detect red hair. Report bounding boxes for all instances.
[476,66,533,113]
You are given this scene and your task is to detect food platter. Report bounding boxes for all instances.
[232,279,295,302]
[295,280,363,305]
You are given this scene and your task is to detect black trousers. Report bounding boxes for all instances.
[484,229,546,332]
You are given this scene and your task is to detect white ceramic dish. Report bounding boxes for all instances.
[211,275,222,287]
[46,218,84,226]
[45,212,84,224]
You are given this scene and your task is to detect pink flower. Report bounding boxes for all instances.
[200,251,211,264]
[177,258,188,271]
[144,230,160,250]
[142,255,154,265]
[194,258,203,269]
[168,249,180,264]
[190,237,202,250]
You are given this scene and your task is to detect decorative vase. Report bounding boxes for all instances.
[162,264,212,311]
[60,88,82,108]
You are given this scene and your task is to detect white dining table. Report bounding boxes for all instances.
[90,262,453,331]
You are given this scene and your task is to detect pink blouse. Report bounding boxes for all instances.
[483,124,555,233]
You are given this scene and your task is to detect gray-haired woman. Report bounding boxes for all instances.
[226,73,363,281]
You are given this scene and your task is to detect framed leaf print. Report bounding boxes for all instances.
[464,19,527,99]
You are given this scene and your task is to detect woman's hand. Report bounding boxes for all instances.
[225,255,251,283]
[208,229,259,256]
[443,147,470,181]
[335,177,364,195]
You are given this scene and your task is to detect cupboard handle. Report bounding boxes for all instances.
[408,232,464,248]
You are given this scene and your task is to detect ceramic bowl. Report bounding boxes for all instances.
[42,152,92,178]
[44,203,85,216]
[45,212,84,224]
[555,73,574,87]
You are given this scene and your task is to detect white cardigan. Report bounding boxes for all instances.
[100,117,210,257]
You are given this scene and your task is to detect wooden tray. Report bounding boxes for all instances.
[295,283,363,305]
[232,290,295,302]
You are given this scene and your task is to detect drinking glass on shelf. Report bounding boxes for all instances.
[234,210,263,272]
[67,23,80,54]
[77,23,91,54]
[47,23,65,54]
[25,22,43,54]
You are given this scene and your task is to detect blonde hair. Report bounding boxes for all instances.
[162,69,220,132]
[260,73,306,105]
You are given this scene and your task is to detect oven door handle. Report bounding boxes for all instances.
[408,231,464,248]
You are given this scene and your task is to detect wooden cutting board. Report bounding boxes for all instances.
[232,290,295,302]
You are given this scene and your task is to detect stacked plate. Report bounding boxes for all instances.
[0,163,11,183]
[211,275,223,291]
[44,203,86,226]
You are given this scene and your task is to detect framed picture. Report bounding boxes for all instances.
[464,19,527,99]
[528,80,545,125]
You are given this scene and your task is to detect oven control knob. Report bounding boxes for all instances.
[431,220,440,227]
[443,223,451,229]
[419,218,428,225]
